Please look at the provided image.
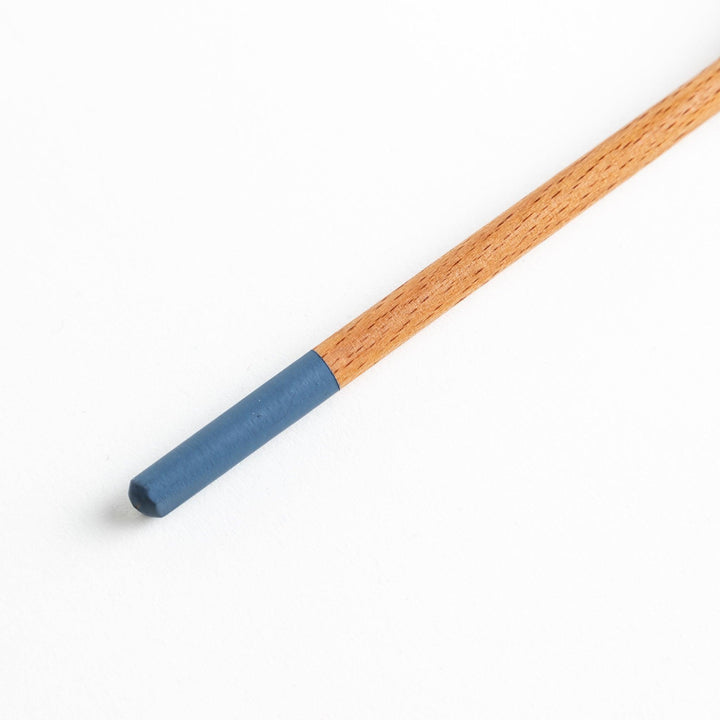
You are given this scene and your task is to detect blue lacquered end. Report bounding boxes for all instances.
[128,351,339,517]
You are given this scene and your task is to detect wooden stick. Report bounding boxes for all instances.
[316,57,720,386]
[130,57,720,517]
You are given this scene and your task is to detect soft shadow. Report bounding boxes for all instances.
[103,491,154,528]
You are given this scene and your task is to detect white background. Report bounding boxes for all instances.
[2,1,720,717]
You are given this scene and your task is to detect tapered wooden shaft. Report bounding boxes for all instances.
[316,58,720,386]
[131,58,720,516]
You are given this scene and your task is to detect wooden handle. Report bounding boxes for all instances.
[316,57,720,387]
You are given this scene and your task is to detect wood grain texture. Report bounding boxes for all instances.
[316,58,720,387]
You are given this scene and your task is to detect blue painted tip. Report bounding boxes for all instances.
[128,479,162,517]
[128,351,339,516]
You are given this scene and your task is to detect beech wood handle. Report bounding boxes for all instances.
[316,57,720,386]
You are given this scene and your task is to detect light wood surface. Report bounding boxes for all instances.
[316,58,720,387]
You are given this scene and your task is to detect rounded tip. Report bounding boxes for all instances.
[128,479,162,517]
